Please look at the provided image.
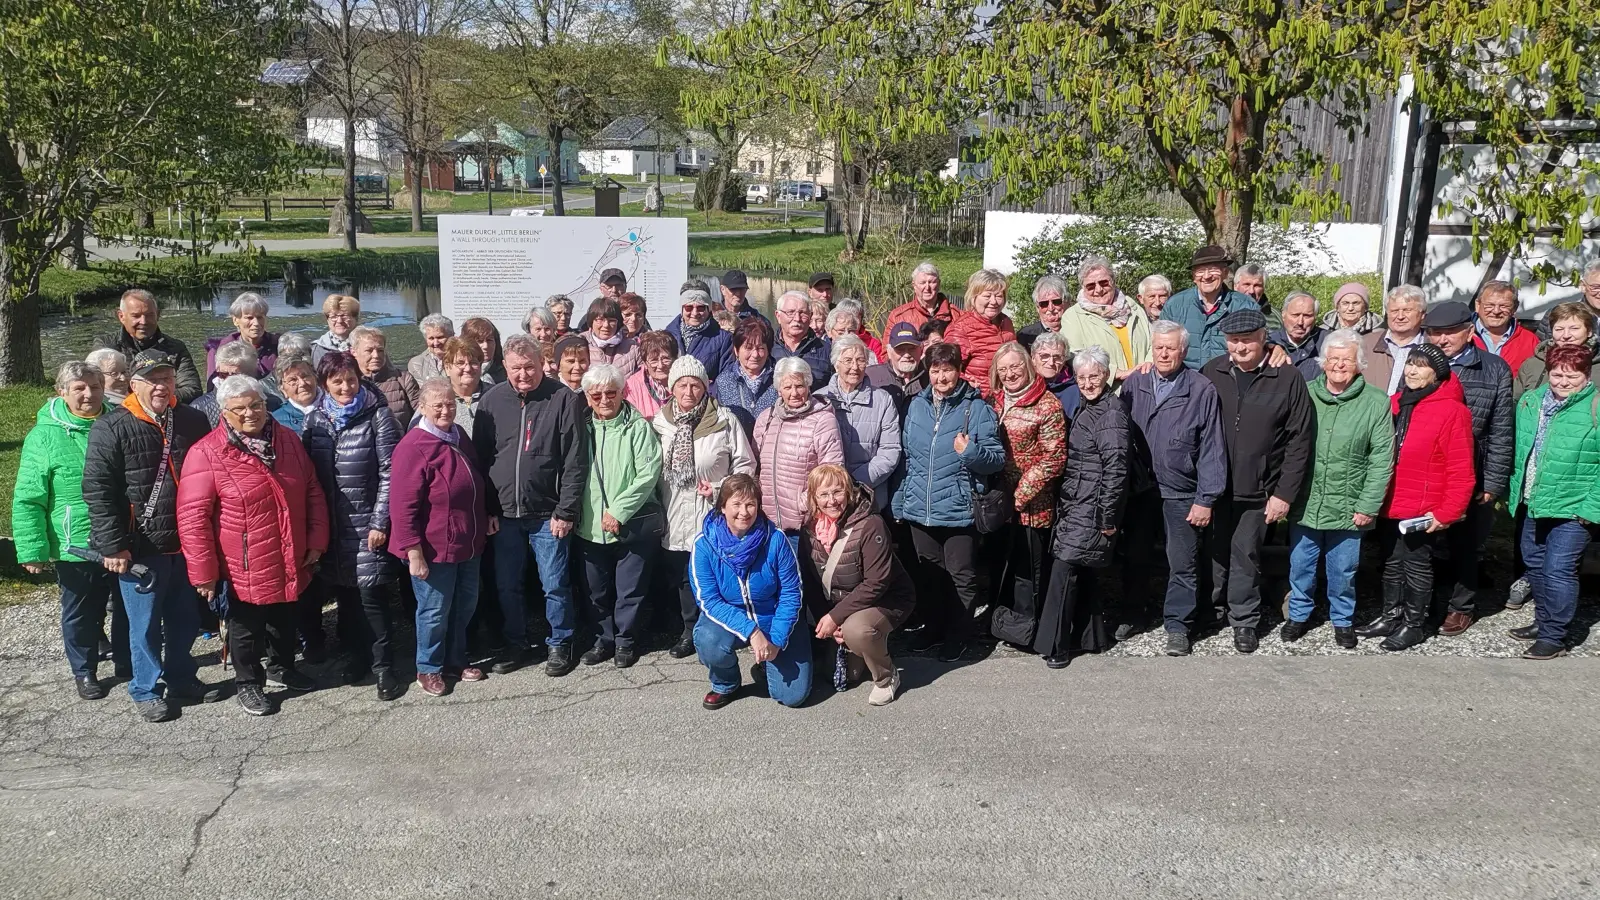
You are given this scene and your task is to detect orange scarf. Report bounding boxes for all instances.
[123,393,178,482]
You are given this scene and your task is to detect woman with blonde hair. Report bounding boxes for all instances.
[798,465,914,706]
[944,269,1016,390]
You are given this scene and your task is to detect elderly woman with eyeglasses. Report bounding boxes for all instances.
[817,334,901,509]
[826,300,884,363]
[574,364,662,668]
[668,285,736,381]
[546,294,576,336]
[1018,275,1069,351]
[624,330,679,421]
[752,357,844,541]
[177,375,329,716]
[582,297,641,376]
[314,294,361,364]
[408,314,455,383]
[1059,256,1152,385]
[1028,331,1078,421]
[269,356,320,435]
[205,292,280,382]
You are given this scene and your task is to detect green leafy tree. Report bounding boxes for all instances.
[0,0,297,385]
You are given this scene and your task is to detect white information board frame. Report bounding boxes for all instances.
[437,214,689,339]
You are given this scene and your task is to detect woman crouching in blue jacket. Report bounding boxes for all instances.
[692,473,810,709]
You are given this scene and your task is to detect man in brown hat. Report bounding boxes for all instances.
[1158,245,1266,369]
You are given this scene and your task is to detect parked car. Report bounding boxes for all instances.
[746,182,770,204]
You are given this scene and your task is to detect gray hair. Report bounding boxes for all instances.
[1077,255,1115,285]
[1030,331,1068,357]
[1385,284,1426,311]
[502,332,542,364]
[1072,346,1112,376]
[1583,260,1600,282]
[1150,318,1191,350]
[1237,262,1267,280]
[85,348,126,376]
[830,333,869,364]
[1282,290,1317,313]
[545,294,575,314]
[418,376,453,405]
[277,331,312,360]
[825,304,862,334]
[228,292,269,319]
[119,289,156,313]
[912,260,940,279]
[524,306,556,332]
[1138,274,1172,296]
[776,289,810,312]
[1318,328,1368,371]
[214,374,263,408]
[215,340,260,376]
[774,355,813,386]
[419,313,454,338]
[580,363,626,394]
[56,360,104,393]
[278,356,316,380]
[349,325,386,347]
[1033,275,1068,304]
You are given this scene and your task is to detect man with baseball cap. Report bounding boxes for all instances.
[718,270,769,326]
[807,272,835,308]
[866,322,928,415]
[1159,245,1264,370]
[1199,308,1314,654]
[81,349,220,722]
[1425,299,1513,636]
[598,268,627,299]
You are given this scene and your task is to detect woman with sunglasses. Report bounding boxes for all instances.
[664,285,734,381]
[1059,255,1152,387]
[1017,275,1069,351]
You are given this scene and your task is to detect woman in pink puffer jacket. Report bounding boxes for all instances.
[752,357,844,531]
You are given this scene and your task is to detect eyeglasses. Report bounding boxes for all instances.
[682,304,710,313]
[779,307,811,319]
[587,389,620,400]
[1083,279,1113,291]
[225,400,266,414]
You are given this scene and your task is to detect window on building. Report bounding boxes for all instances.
[806,160,822,176]
[751,160,764,174]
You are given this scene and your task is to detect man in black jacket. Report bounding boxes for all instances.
[1200,310,1315,653]
[1425,300,1513,635]
[474,333,589,677]
[81,350,221,722]
[93,289,203,403]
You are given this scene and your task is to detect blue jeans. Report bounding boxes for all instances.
[1287,525,1363,628]
[694,615,811,708]
[493,516,574,649]
[1521,517,1591,644]
[118,554,201,702]
[1159,498,1204,634]
[412,559,481,673]
[57,561,128,679]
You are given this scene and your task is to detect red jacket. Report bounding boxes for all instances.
[1474,324,1539,376]
[1381,376,1475,525]
[884,294,962,335]
[946,312,1016,391]
[177,423,330,605]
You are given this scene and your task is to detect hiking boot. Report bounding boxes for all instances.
[265,667,315,693]
[236,684,272,716]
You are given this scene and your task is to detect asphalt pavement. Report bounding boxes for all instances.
[0,593,1596,899]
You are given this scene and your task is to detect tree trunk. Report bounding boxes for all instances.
[409,151,425,233]
[64,218,90,270]
[343,112,359,252]
[548,123,566,216]
[0,243,44,385]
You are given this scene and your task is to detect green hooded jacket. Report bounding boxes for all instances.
[10,397,108,564]
[1292,374,1395,531]
[577,402,662,545]
[1508,382,1600,521]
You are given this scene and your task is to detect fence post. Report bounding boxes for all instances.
[263,199,271,222]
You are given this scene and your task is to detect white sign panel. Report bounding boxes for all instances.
[438,215,689,338]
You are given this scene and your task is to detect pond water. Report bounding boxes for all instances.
[41,269,809,371]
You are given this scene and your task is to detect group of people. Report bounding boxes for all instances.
[14,253,1600,721]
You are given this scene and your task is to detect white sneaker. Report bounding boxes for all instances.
[867,669,900,706]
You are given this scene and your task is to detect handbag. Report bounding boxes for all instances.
[962,403,1012,534]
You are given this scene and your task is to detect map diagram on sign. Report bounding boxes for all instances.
[567,227,655,299]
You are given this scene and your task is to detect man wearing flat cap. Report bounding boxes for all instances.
[807,272,836,308]
[1199,308,1314,653]
[718,270,769,326]
[1161,245,1272,370]
[1425,299,1512,636]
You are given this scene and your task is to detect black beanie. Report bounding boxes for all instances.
[1408,343,1451,382]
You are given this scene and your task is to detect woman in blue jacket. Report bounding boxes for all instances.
[692,473,810,709]
[890,341,1006,661]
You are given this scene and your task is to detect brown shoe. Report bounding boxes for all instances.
[458,666,486,682]
[417,673,447,696]
[1440,611,1474,636]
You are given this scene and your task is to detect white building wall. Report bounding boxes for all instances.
[305,116,380,162]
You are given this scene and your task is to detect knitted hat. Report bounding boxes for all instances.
[668,354,708,390]
[1333,282,1371,307]
[1408,342,1452,382]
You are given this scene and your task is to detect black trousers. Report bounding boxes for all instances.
[1209,497,1268,630]
[657,549,700,634]
[330,583,395,672]
[991,524,1053,646]
[1441,499,1495,613]
[1380,519,1439,593]
[907,522,983,642]
[228,601,298,687]
[296,576,326,651]
[1118,489,1163,620]
[1035,561,1109,656]
[581,538,655,650]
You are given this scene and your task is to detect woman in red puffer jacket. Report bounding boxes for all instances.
[945,269,1016,392]
[1361,345,1474,652]
[178,376,330,715]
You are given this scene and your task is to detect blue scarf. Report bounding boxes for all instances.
[319,388,369,431]
[702,509,773,576]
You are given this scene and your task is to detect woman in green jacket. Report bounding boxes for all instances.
[10,361,128,699]
[1506,344,1600,661]
[1283,330,1395,647]
[576,363,663,668]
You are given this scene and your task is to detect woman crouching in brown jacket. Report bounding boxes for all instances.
[798,464,916,706]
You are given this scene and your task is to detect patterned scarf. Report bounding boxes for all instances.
[225,417,276,469]
[679,319,710,353]
[668,398,708,489]
[318,388,368,430]
[1077,290,1135,328]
